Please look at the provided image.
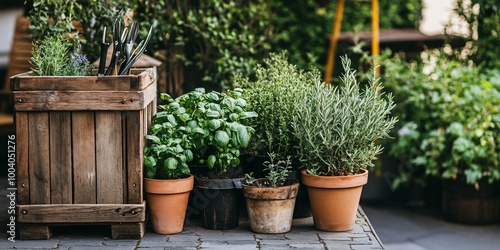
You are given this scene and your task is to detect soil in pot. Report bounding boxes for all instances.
[144,175,194,234]
[195,174,245,230]
[442,177,500,224]
[243,179,299,233]
[302,169,368,232]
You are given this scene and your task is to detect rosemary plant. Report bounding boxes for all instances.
[292,56,397,176]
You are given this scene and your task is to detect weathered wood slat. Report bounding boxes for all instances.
[111,221,145,239]
[96,112,123,204]
[15,112,29,205]
[49,112,73,204]
[19,224,52,240]
[126,111,144,204]
[28,112,50,204]
[17,202,146,223]
[13,87,156,111]
[11,68,155,91]
[72,111,97,204]
[122,112,128,203]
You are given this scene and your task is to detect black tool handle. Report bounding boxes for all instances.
[98,42,110,75]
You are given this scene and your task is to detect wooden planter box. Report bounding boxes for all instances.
[11,68,157,240]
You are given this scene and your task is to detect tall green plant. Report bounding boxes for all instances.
[293,56,397,176]
[236,52,311,158]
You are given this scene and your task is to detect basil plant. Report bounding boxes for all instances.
[144,88,257,179]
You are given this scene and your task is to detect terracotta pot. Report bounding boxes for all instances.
[243,179,299,233]
[301,169,368,231]
[144,175,194,234]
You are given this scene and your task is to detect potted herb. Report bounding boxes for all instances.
[236,52,312,218]
[386,51,500,223]
[292,56,397,231]
[243,153,299,233]
[156,88,257,230]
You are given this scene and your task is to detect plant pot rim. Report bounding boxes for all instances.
[195,175,245,190]
[301,169,368,189]
[243,180,299,200]
[242,178,299,188]
[144,174,194,194]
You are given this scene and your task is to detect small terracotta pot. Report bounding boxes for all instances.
[144,175,194,234]
[243,180,299,233]
[302,169,368,231]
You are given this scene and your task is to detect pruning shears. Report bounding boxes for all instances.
[101,17,156,76]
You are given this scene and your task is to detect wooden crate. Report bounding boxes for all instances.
[11,68,157,240]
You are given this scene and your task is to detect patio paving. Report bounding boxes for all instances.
[0,176,383,249]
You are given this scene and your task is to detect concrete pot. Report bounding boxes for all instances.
[243,179,299,233]
[144,175,194,234]
[302,169,368,231]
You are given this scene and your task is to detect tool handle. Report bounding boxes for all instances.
[98,43,110,75]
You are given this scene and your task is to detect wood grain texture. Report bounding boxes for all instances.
[126,111,143,204]
[11,68,155,91]
[13,90,150,111]
[17,202,146,223]
[15,112,29,205]
[19,224,52,240]
[111,221,145,239]
[72,111,97,204]
[95,112,123,204]
[28,112,50,204]
[49,112,73,204]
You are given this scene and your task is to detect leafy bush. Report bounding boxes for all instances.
[292,56,397,176]
[384,50,500,188]
[236,52,311,158]
[144,88,257,178]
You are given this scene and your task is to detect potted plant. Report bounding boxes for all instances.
[292,56,397,231]
[385,51,500,223]
[156,88,257,229]
[143,91,201,234]
[236,51,312,218]
[243,153,299,233]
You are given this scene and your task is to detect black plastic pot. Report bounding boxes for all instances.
[195,176,245,230]
[241,154,311,218]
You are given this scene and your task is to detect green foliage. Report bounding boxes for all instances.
[449,0,500,68]
[292,56,397,176]
[236,52,312,158]
[245,153,293,188]
[384,50,500,188]
[30,37,94,76]
[131,0,273,91]
[144,88,257,178]
[28,0,85,49]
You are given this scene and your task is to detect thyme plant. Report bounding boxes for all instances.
[245,153,292,187]
[293,56,397,176]
[237,52,311,158]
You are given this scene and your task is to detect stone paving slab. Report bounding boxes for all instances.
[0,207,384,250]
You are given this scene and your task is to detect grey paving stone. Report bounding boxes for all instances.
[102,239,139,246]
[288,243,326,249]
[384,243,428,250]
[59,238,106,247]
[69,246,136,250]
[254,234,288,240]
[351,245,384,250]
[0,239,60,249]
[201,245,258,250]
[136,247,166,250]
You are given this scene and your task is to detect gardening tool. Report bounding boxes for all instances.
[104,19,122,75]
[97,27,110,76]
[118,21,156,75]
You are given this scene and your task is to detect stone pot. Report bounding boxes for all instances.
[243,179,299,233]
